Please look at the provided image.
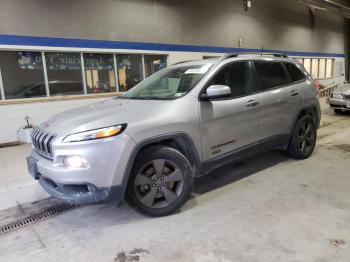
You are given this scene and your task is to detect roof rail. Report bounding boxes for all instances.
[221,52,288,60]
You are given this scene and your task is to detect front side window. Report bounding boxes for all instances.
[284,62,306,82]
[84,53,116,94]
[45,52,84,96]
[208,61,252,97]
[0,51,46,99]
[122,64,212,100]
[254,61,289,90]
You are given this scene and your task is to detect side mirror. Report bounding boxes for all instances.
[201,85,231,100]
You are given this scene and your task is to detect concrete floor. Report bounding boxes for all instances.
[0,98,350,262]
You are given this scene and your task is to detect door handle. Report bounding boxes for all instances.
[245,100,259,107]
[290,90,298,96]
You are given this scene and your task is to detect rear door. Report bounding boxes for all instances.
[252,60,304,139]
[283,61,307,128]
[199,61,263,161]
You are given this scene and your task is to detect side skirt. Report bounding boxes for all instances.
[198,134,290,176]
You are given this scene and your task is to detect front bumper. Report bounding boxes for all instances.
[327,97,350,111]
[27,132,135,204]
[38,174,123,205]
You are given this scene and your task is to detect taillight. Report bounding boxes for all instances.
[313,80,321,89]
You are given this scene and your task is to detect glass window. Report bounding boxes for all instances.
[254,61,289,90]
[144,55,167,78]
[123,63,212,100]
[319,59,326,78]
[284,62,306,82]
[311,59,319,78]
[116,54,143,92]
[0,51,46,99]
[83,53,116,94]
[326,59,333,78]
[303,58,311,74]
[209,62,252,97]
[45,52,84,96]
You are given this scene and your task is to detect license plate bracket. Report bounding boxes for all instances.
[26,156,39,180]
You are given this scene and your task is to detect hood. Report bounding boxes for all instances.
[333,84,350,94]
[40,98,170,136]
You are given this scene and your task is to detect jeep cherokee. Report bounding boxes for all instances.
[27,53,320,217]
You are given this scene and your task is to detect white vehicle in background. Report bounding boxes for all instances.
[327,83,350,113]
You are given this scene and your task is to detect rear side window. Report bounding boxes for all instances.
[253,61,290,90]
[209,61,252,98]
[284,62,306,82]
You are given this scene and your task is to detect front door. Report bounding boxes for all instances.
[199,61,263,161]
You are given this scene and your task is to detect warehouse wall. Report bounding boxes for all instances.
[0,0,346,143]
[0,0,345,54]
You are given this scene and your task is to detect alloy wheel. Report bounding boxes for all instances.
[297,122,315,155]
[134,159,184,209]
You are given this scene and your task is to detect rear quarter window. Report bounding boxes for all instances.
[284,62,306,82]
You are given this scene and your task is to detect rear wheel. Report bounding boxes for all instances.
[287,115,317,159]
[127,145,193,217]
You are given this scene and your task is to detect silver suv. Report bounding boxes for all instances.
[27,53,320,216]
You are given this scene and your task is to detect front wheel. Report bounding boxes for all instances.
[287,116,317,159]
[127,145,194,217]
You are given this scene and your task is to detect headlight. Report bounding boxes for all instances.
[332,93,343,99]
[63,124,126,142]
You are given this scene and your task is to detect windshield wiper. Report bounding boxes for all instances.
[123,96,173,100]
[114,96,127,99]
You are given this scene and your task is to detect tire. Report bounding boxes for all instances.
[126,145,194,217]
[287,115,317,159]
[334,109,342,114]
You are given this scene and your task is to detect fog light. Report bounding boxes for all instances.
[63,155,88,169]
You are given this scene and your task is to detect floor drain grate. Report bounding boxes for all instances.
[0,204,79,235]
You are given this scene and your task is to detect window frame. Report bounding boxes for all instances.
[199,60,256,101]
[82,52,117,94]
[283,61,307,84]
[293,57,334,80]
[250,60,293,93]
[44,51,85,97]
[0,51,48,100]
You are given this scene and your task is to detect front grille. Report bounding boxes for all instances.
[31,127,56,159]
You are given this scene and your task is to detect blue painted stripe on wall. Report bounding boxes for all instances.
[0,34,345,58]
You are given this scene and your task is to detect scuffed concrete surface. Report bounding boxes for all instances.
[0,98,349,262]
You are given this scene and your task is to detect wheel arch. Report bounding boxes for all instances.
[293,105,319,129]
[117,133,201,204]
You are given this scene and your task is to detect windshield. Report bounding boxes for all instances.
[121,63,212,100]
